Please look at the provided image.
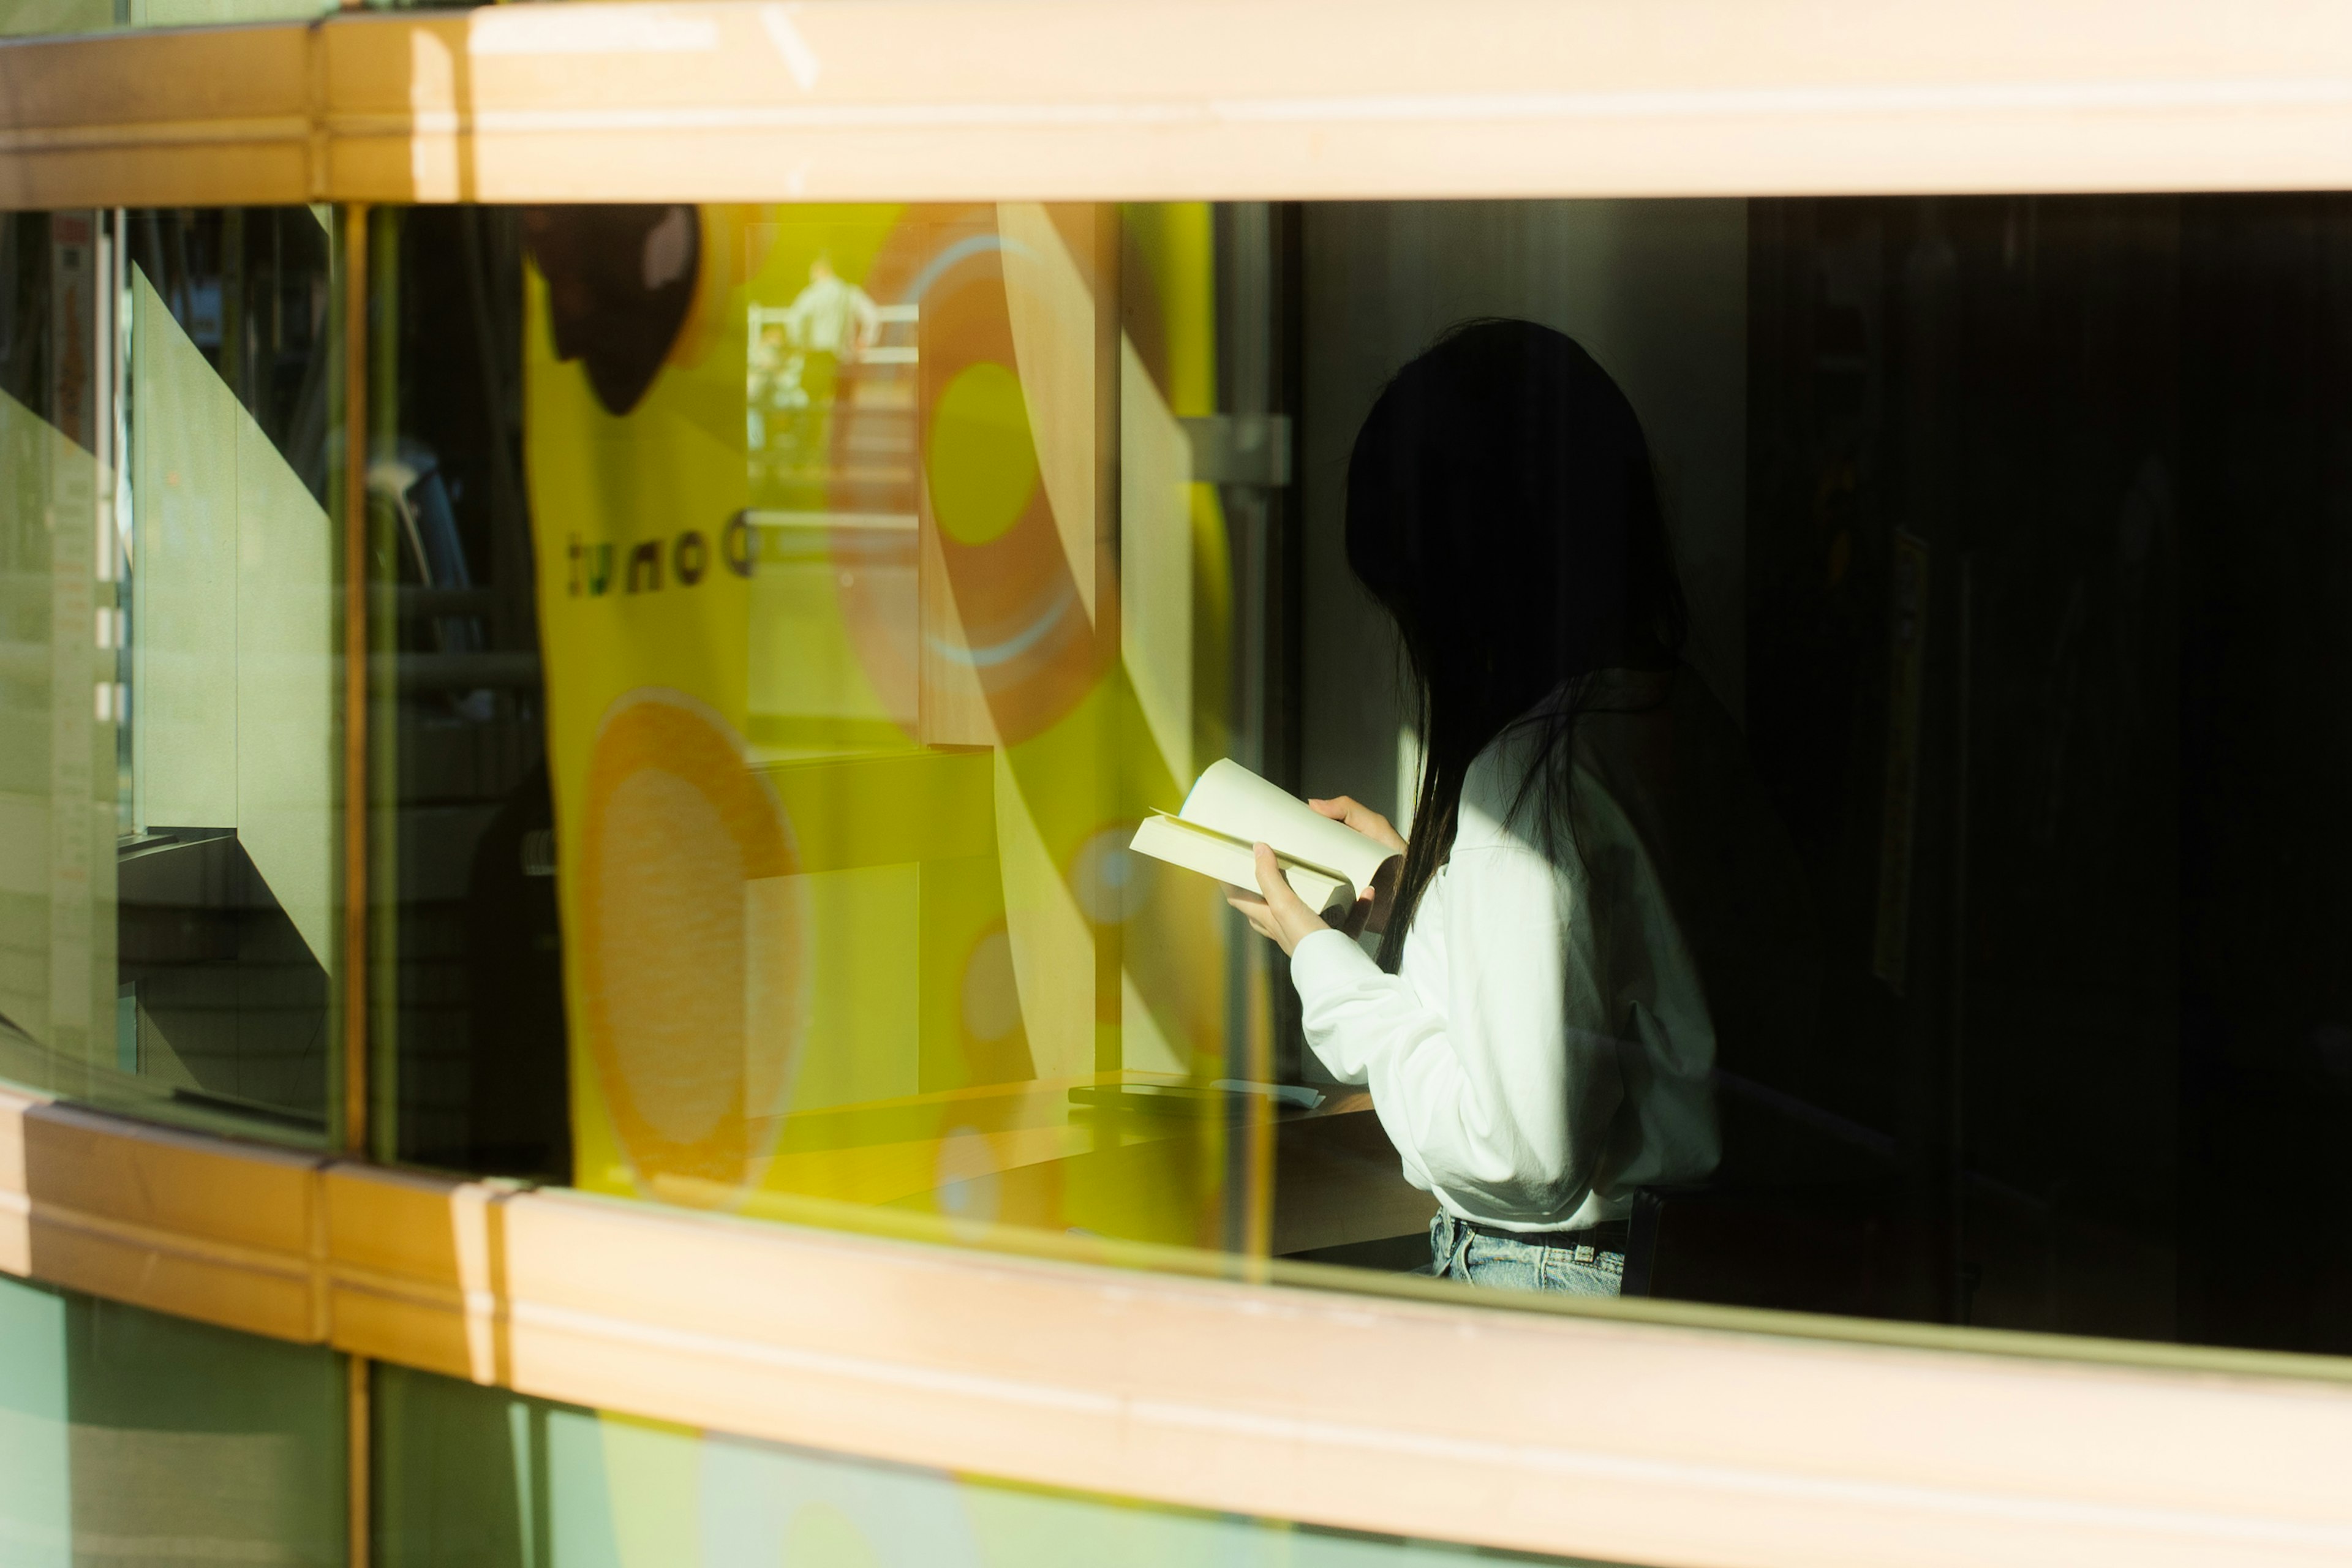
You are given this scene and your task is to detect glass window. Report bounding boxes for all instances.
[0,1270,347,1566]
[0,0,331,39]
[312,192,2352,1359]
[374,1360,1607,1567]
[375,204,1308,1268]
[1,206,345,1146]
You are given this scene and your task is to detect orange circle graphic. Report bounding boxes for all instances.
[829,210,1107,746]
[576,689,805,1197]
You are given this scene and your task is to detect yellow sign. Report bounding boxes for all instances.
[526,202,1253,1249]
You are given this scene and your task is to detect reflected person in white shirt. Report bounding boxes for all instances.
[1229,318,1738,1295]
[782,254,880,360]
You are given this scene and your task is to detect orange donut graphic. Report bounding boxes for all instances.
[827,211,1107,748]
[576,688,807,1195]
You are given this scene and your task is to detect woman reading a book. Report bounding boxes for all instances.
[1227,318,1734,1295]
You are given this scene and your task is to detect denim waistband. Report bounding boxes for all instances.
[1453,1216,1629,1251]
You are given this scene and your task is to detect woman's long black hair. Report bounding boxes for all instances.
[1346,320,1687,971]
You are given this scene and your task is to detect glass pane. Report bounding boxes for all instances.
[0,207,344,1146]
[0,1271,346,1566]
[375,1360,1610,1568]
[375,193,2352,1359]
[0,0,331,39]
[375,202,1307,1258]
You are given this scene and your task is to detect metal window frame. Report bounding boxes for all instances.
[11,4,2352,1563]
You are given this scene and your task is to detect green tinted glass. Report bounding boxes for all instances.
[0,1271,345,1565]
[375,1361,1607,1568]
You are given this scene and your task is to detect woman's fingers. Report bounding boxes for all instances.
[1308,794,1366,826]
[1306,794,1408,857]
[1224,885,1280,943]
[1251,842,1330,957]
[1229,846,1351,955]
[1226,903,1278,943]
[1253,842,1306,914]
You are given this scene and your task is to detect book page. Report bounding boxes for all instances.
[1177,760,1397,891]
[1129,815,1352,916]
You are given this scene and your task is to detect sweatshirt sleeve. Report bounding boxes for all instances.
[1287,844,1625,1223]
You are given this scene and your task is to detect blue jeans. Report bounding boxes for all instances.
[1426,1212,1624,1296]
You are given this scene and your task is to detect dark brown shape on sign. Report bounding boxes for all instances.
[523,205,702,417]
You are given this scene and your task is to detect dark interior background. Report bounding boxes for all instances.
[1744,193,2352,1353]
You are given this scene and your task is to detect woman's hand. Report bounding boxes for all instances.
[1226,843,1341,957]
[1226,794,1409,954]
[1309,795,1407,935]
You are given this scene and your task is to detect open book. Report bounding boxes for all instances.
[1129,760,1400,918]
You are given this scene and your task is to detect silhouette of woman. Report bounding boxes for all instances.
[1229,319,1728,1294]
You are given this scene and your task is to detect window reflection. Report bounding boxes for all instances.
[347,193,2352,1355]
[490,202,1286,1250]
[1,207,341,1144]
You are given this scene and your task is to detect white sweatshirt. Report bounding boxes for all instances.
[1289,673,1723,1232]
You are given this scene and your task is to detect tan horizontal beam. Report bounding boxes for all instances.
[9,1080,2352,1566]
[0,21,315,208]
[1,1084,325,1340]
[8,0,2352,208]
